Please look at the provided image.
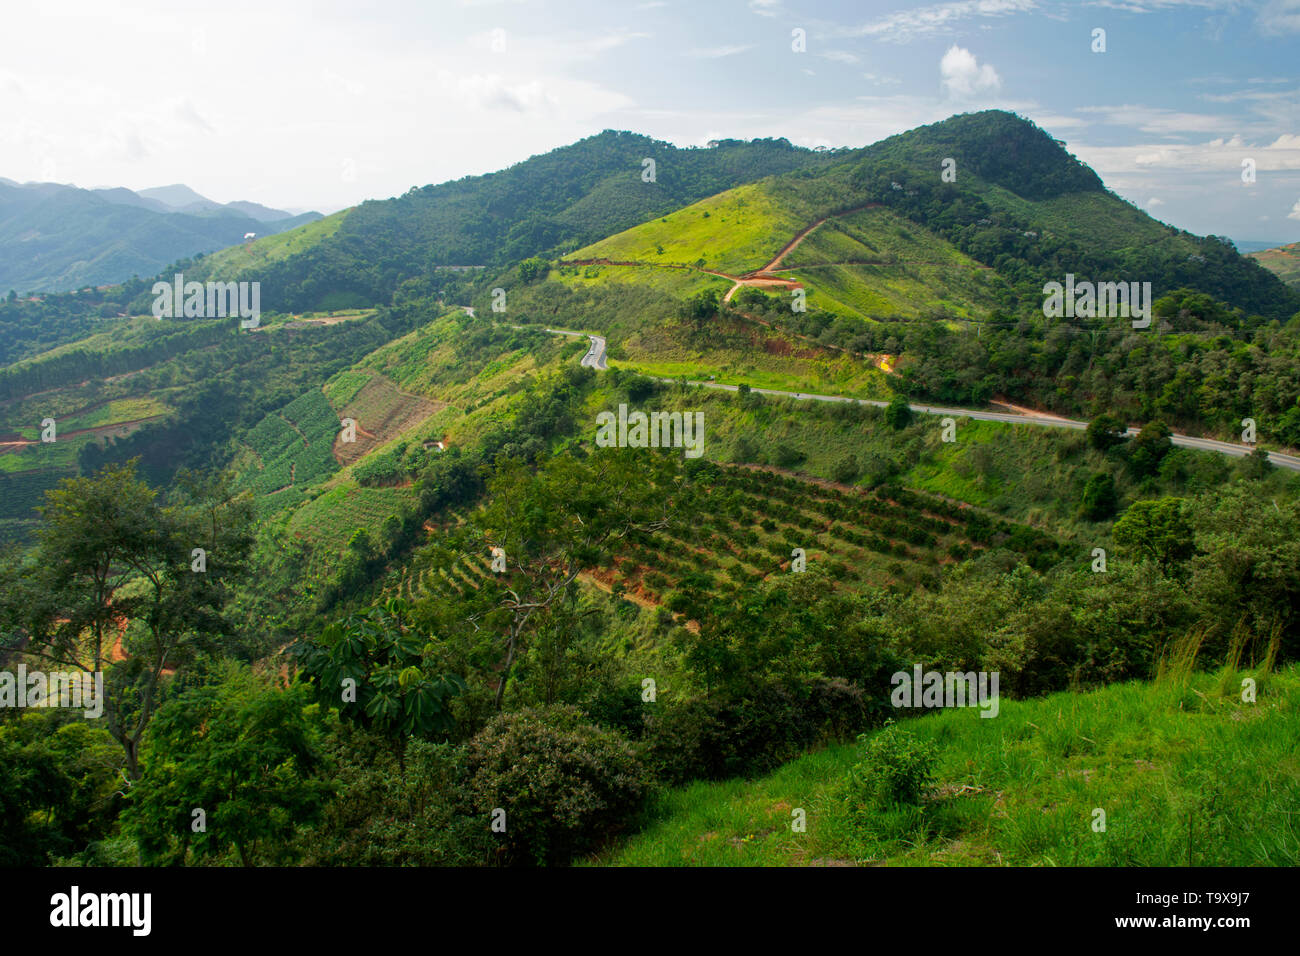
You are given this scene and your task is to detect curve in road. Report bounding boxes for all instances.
[537,328,1299,472]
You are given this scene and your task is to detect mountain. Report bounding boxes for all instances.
[169,131,859,312]
[843,111,1297,320]
[1248,240,1300,288]
[136,183,223,213]
[223,200,302,222]
[133,184,297,222]
[512,110,1296,337]
[0,179,320,293]
[3,113,1299,875]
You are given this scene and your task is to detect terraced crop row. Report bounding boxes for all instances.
[387,554,494,604]
[239,388,341,497]
[599,464,1063,609]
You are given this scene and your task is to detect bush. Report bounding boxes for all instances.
[773,442,807,468]
[844,722,938,813]
[1079,472,1117,520]
[301,731,489,867]
[1086,413,1126,452]
[466,705,648,866]
[518,257,550,282]
[1126,420,1173,477]
[884,395,912,430]
[643,679,872,786]
[830,454,860,484]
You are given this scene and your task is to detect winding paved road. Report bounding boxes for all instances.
[535,327,1300,471]
[541,327,607,369]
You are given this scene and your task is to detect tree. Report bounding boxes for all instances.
[297,597,466,751]
[681,289,720,332]
[831,454,860,484]
[1079,472,1118,520]
[1113,497,1195,575]
[466,705,647,865]
[0,462,254,777]
[1189,485,1300,653]
[125,666,330,866]
[471,450,674,709]
[1126,420,1173,477]
[1087,413,1126,452]
[884,394,912,430]
[1240,446,1273,479]
[518,256,549,282]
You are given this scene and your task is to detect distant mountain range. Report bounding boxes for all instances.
[0,178,320,293]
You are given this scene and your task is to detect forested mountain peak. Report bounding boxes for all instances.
[170,129,853,313]
[861,109,1104,201]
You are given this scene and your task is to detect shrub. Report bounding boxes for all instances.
[643,679,873,786]
[830,454,860,484]
[884,395,912,430]
[466,705,648,866]
[1086,413,1126,452]
[1079,472,1118,521]
[1126,420,1173,477]
[301,731,489,867]
[772,442,807,468]
[844,722,938,813]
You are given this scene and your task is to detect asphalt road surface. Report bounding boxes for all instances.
[537,327,1300,472]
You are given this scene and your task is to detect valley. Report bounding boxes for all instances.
[3,109,1299,876]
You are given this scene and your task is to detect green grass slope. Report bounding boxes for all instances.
[181,208,351,284]
[591,662,1299,867]
[571,182,808,275]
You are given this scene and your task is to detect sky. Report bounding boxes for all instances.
[2,0,1298,243]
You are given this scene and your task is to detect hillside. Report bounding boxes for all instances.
[813,111,1293,321]
[4,111,1300,875]
[0,179,320,294]
[590,663,1300,866]
[1249,240,1300,288]
[481,113,1299,449]
[167,131,856,312]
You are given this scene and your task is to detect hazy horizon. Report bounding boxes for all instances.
[4,0,1299,243]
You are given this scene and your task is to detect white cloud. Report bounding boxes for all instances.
[1258,0,1300,34]
[1077,104,1228,135]
[684,44,754,58]
[850,0,1036,43]
[819,51,860,63]
[1077,134,1300,174]
[1289,198,1300,220]
[1031,112,1089,129]
[439,72,554,113]
[1148,196,1165,205]
[1082,0,1243,12]
[939,45,1000,98]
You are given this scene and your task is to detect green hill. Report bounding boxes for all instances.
[591,662,1300,867]
[847,111,1298,320]
[194,132,857,313]
[1249,240,1300,288]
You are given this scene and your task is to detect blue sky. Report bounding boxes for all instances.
[2,0,1298,243]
